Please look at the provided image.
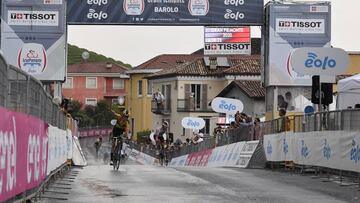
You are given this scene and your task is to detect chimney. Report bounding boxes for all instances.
[209,57,217,70]
[106,62,112,69]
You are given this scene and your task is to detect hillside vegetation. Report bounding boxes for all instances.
[67,44,132,68]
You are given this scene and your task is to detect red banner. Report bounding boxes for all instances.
[0,107,48,202]
[185,149,213,167]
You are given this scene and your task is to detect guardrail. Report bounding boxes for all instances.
[2,64,67,129]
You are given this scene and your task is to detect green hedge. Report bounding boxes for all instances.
[136,129,151,144]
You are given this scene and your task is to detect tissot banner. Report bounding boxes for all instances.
[1,0,66,81]
[264,3,331,86]
[67,0,264,25]
[204,26,251,55]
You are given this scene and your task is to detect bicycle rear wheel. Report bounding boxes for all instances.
[116,158,120,170]
[113,158,117,170]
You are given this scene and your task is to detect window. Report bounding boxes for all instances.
[85,98,97,106]
[199,118,210,135]
[112,98,118,105]
[86,77,97,89]
[63,77,73,89]
[147,80,153,95]
[191,84,202,109]
[138,80,143,95]
[113,78,124,89]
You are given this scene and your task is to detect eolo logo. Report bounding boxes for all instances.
[304,52,336,70]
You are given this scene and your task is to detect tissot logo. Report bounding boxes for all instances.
[8,11,59,26]
[276,18,325,34]
[278,20,322,28]
[10,13,23,19]
[279,21,291,27]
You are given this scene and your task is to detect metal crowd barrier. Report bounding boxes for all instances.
[263,109,360,135]
[135,108,360,159]
[0,54,8,107]
[1,63,66,130]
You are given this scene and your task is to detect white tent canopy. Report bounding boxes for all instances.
[337,73,360,110]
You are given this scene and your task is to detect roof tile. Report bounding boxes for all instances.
[233,80,265,98]
[146,55,261,79]
[67,62,128,74]
[134,54,202,70]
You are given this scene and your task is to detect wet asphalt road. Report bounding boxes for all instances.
[39,138,360,203]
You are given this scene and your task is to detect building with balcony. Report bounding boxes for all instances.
[146,55,262,142]
[62,62,129,107]
[215,80,266,118]
[126,54,202,139]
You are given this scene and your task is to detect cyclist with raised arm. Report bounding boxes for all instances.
[110,106,130,165]
[153,121,168,165]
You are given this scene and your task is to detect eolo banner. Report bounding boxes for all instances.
[67,0,264,25]
[0,0,263,81]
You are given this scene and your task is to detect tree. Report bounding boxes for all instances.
[93,100,113,126]
[66,99,114,128]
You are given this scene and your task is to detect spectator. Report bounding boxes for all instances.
[253,118,261,140]
[278,109,290,132]
[213,125,223,137]
[285,92,295,111]
[192,131,204,145]
[186,138,191,145]
[229,121,237,129]
[152,90,165,111]
[278,95,288,110]
[235,111,242,125]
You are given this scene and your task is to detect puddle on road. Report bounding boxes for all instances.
[81,179,128,198]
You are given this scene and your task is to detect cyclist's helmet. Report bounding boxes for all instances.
[123,109,129,117]
[162,121,169,128]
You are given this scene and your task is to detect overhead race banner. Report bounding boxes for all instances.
[1,0,67,81]
[263,3,331,86]
[67,0,264,25]
[204,26,251,55]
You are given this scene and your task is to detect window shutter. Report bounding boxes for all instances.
[202,84,208,110]
[166,85,171,110]
[184,84,190,110]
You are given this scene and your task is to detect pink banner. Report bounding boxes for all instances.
[79,128,112,137]
[185,149,213,167]
[0,107,48,202]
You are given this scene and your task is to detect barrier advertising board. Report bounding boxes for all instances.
[67,0,264,25]
[0,107,48,202]
[263,2,331,86]
[264,131,360,173]
[1,0,67,81]
[204,26,251,55]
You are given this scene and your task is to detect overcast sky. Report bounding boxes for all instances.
[67,0,360,67]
